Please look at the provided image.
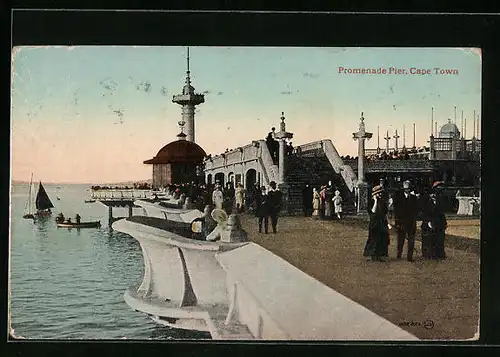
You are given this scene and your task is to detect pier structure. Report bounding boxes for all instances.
[203,115,359,215]
[91,189,151,226]
[359,110,481,202]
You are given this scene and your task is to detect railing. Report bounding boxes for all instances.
[322,140,357,192]
[365,148,431,157]
[91,189,151,200]
[258,140,279,183]
[344,159,434,171]
[297,140,357,192]
[297,141,323,153]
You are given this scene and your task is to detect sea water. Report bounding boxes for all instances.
[9,183,210,340]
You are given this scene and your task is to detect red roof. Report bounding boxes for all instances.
[144,139,207,164]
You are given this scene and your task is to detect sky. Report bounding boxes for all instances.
[10,46,481,184]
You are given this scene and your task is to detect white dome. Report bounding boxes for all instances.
[439,120,460,139]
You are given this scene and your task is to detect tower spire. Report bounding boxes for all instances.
[186,47,191,85]
[413,123,416,148]
[377,126,380,151]
[172,47,205,142]
[461,110,464,139]
[431,107,434,137]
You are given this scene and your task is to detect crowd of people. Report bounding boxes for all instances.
[301,181,344,220]
[341,146,430,161]
[158,179,285,235]
[363,179,447,262]
[135,174,449,264]
[91,182,152,190]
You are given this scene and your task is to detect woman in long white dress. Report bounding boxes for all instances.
[332,190,343,219]
[312,188,321,218]
[234,183,245,213]
[212,185,224,210]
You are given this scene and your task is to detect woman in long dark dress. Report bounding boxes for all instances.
[363,185,390,261]
[255,186,269,233]
[421,181,447,259]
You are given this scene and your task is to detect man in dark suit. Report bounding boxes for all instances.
[266,181,283,234]
[391,180,419,262]
[255,186,268,233]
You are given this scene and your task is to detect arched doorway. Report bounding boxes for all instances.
[214,172,225,186]
[207,174,213,185]
[245,169,257,189]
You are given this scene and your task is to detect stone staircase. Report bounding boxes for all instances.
[284,150,356,215]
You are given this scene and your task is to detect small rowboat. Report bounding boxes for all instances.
[85,200,96,203]
[56,221,101,229]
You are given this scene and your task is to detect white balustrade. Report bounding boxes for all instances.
[216,243,418,340]
[258,140,279,183]
[91,189,151,200]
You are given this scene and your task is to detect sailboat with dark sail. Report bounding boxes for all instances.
[35,181,54,217]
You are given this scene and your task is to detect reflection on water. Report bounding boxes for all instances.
[9,183,203,340]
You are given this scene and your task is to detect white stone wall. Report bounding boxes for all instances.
[204,142,269,188]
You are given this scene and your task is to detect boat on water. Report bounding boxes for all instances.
[84,199,96,203]
[23,174,54,219]
[56,221,101,229]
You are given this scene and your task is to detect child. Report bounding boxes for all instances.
[332,190,343,219]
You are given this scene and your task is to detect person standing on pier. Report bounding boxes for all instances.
[364,185,390,261]
[312,188,321,218]
[302,184,313,217]
[235,183,245,213]
[324,181,335,219]
[212,185,224,210]
[266,181,283,234]
[255,186,268,233]
[223,182,236,214]
[319,185,327,219]
[392,180,419,262]
[421,181,447,260]
[332,190,343,219]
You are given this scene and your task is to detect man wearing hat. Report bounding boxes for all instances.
[255,185,268,233]
[266,181,283,234]
[421,181,447,259]
[391,180,419,262]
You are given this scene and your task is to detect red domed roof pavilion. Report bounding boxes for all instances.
[143,133,207,165]
[144,133,207,187]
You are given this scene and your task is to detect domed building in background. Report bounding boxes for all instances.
[144,48,207,188]
[439,119,461,139]
[144,132,206,188]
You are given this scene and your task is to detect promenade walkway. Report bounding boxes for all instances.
[239,214,480,340]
